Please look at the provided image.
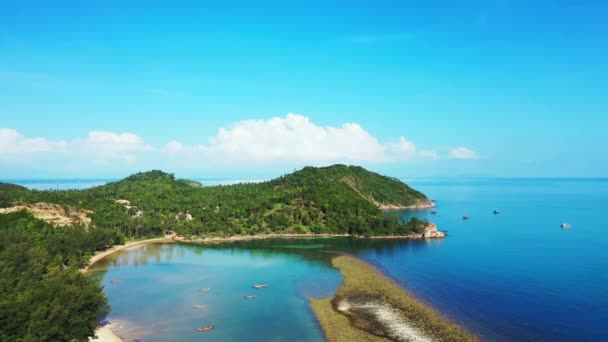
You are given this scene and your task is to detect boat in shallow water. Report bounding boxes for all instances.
[244,295,256,299]
[253,284,268,289]
[561,223,572,229]
[196,325,214,332]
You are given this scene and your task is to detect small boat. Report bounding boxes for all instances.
[430,210,437,215]
[196,325,214,332]
[111,280,122,284]
[493,210,500,214]
[244,295,256,299]
[561,223,572,229]
[253,284,268,289]
[192,305,207,309]
[462,216,470,220]
[199,288,210,292]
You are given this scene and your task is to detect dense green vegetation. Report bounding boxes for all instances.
[0,165,431,239]
[0,183,27,208]
[0,211,117,341]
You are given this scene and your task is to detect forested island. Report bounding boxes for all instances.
[0,165,439,341]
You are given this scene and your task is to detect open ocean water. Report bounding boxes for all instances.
[9,178,608,341]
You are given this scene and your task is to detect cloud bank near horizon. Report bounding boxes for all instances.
[0,114,478,174]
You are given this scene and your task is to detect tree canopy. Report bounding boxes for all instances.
[0,211,111,341]
[0,165,431,239]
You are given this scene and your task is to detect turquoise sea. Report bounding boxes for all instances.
[9,178,608,341]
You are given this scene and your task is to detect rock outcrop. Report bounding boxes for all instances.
[419,223,445,239]
[377,199,435,210]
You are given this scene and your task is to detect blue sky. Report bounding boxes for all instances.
[1,1,607,179]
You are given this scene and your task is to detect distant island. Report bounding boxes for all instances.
[0,165,446,341]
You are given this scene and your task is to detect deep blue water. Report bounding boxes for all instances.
[383,178,608,341]
[10,178,608,341]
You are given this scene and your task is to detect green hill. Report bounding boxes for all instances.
[0,165,431,238]
[272,165,429,207]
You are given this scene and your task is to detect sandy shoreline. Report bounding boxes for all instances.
[82,234,176,272]
[88,324,122,342]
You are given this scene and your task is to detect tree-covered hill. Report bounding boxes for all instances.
[0,165,432,238]
[271,165,429,207]
[0,211,113,341]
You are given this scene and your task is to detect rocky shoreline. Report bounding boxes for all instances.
[173,225,445,244]
[368,223,445,239]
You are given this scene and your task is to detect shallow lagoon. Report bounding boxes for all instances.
[91,242,342,341]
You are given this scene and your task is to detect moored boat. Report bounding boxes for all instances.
[493,210,500,214]
[111,280,121,284]
[462,216,470,220]
[192,305,207,309]
[253,284,268,289]
[196,325,214,332]
[561,223,572,229]
[244,295,256,299]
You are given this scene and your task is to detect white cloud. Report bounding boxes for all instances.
[83,131,153,153]
[202,113,387,163]
[0,128,67,155]
[78,131,153,164]
[448,147,478,159]
[162,140,205,156]
[391,136,438,160]
[0,114,480,172]
[0,129,152,165]
[164,140,184,153]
